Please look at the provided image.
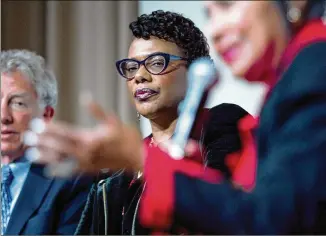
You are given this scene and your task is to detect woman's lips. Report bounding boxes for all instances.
[134,88,159,101]
[221,44,242,64]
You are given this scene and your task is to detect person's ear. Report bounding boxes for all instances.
[43,106,55,122]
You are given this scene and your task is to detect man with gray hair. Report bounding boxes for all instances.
[1,49,93,235]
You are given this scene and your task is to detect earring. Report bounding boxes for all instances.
[287,6,301,23]
[322,0,326,25]
[285,0,301,23]
[137,112,141,121]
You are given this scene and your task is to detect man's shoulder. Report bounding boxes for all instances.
[29,163,94,186]
[52,173,95,190]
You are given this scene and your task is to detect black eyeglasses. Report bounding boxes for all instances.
[116,52,188,80]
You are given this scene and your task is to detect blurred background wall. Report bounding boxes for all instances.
[2,0,266,136]
[2,1,139,127]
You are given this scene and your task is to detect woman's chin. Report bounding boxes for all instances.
[230,64,249,79]
[138,109,169,121]
[137,110,156,120]
[228,55,256,80]
[136,102,164,119]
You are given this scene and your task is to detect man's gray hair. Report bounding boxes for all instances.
[1,49,58,108]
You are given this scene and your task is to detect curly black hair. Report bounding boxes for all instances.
[129,10,211,65]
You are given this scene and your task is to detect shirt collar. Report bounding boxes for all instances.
[8,156,31,179]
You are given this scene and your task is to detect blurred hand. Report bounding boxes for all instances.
[23,93,144,175]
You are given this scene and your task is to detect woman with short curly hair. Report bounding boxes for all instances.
[128,10,210,65]
[118,10,215,148]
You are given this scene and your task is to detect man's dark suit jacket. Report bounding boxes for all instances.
[5,164,93,235]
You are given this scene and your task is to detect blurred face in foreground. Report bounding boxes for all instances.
[204,1,289,81]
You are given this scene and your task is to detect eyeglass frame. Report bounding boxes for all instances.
[115,52,188,80]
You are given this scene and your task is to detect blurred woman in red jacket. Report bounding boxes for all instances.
[137,1,326,234]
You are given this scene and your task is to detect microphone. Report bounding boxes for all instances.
[168,57,219,159]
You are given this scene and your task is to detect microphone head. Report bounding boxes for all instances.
[188,57,217,88]
[170,57,218,159]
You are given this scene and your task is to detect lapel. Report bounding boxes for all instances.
[277,19,326,78]
[5,164,54,235]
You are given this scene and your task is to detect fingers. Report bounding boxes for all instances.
[25,146,65,164]
[29,118,81,143]
[44,159,79,178]
[79,91,108,123]
[38,133,81,159]
[24,130,85,178]
[79,91,122,129]
[21,92,133,175]
[23,119,85,164]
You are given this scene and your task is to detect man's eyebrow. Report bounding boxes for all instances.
[9,92,31,99]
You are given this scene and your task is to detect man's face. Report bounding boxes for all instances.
[1,71,46,163]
